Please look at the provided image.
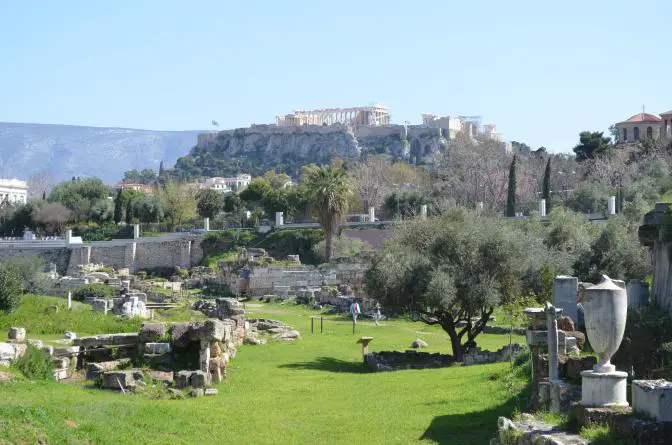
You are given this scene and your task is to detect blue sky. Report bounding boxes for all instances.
[1,0,671,153]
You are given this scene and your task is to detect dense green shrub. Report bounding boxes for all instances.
[0,262,23,313]
[11,345,53,380]
[613,305,672,379]
[72,284,115,301]
[257,230,324,265]
[312,236,372,263]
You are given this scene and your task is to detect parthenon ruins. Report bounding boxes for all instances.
[276,104,390,127]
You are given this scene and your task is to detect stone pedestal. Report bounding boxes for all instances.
[581,370,628,407]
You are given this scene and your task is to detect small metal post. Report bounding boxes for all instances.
[320,317,323,333]
[311,317,314,334]
[352,318,356,334]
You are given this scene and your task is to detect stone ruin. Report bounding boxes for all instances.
[364,343,523,372]
[494,274,672,445]
[1,298,249,397]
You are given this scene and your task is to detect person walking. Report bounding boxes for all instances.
[374,302,382,326]
[349,300,361,324]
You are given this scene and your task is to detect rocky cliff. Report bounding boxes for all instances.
[174,124,446,178]
[0,122,202,183]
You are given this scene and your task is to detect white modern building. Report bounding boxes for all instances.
[0,178,28,204]
[203,174,252,193]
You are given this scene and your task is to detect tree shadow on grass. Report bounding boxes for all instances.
[420,385,531,444]
[278,357,371,374]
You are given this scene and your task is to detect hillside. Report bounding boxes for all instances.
[172,124,446,178]
[0,122,203,183]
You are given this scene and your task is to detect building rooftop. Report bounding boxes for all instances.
[623,113,662,123]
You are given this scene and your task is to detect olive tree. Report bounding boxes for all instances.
[364,210,538,361]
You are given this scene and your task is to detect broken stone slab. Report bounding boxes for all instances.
[138,322,167,343]
[101,371,136,390]
[144,343,171,354]
[64,331,76,340]
[204,388,218,396]
[278,330,301,341]
[86,359,132,380]
[8,327,26,342]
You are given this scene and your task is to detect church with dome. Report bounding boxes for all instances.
[615,109,672,143]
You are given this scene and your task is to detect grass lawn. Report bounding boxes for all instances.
[1,299,528,445]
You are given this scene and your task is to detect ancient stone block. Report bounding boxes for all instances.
[175,370,193,389]
[190,370,208,388]
[204,388,218,396]
[53,357,70,370]
[149,370,174,384]
[91,299,108,313]
[144,343,171,354]
[143,354,173,366]
[54,368,72,381]
[138,322,167,343]
[632,380,672,421]
[198,319,228,342]
[8,327,26,342]
[0,343,15,361]
[101,371,136,390]
[111,333,138,345]
[170,323,194,348]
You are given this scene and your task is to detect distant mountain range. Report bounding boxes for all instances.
[0,122,204,183]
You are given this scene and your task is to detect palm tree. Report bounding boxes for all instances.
[303,165,353,262]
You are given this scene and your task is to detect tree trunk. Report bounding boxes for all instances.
[449,331,464,362]
[325,230,333,262]
[440,317,465,362]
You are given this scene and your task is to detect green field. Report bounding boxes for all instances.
[1,298,528,445]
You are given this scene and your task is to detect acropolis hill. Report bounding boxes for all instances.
[175,105,508,178]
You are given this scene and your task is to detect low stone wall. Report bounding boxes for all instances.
[0,234,205,275]
[365,350,453,372]
[0,246,71,275]
[463,344,524,365]
[365,343,524,372]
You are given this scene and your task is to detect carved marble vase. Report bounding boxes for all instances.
[583,275,627,373]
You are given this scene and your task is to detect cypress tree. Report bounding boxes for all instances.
[506,155,517,217]
[113,189,123,224]
[159,160,165,177]
[125,200,133,225]
[542,157,551,212]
